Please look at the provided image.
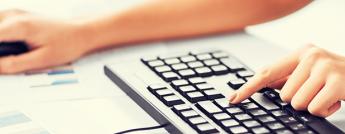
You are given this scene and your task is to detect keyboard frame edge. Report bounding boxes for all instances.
[104,65,183,134]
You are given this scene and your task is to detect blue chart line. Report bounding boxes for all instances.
[0,112,31,128]
[47,69,75,75]
[0,111,51,134]
[52,79,79,86]
[26,66,79,88]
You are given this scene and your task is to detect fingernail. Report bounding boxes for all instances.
[229,93,237,103]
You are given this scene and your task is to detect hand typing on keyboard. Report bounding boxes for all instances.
[230,44,345,117]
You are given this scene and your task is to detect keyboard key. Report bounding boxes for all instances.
[195,83,214,91]
[188,116,208,125]
[212,52,228,59]
[196,54,212,60]
[141,56,157,62]
[171,63,188,70]
[236,70,254,78]
[178,85,197,94]
[234,113,252,121]
[241,102,259,110]
[280,116,298,124]
[257,115,276,123]
[295,114,318,124]
[180,110,199,118]
[226,107,243,114]
[154,65,172,73]
[203,59,220,66]
[228,126,248,134]
[263,90,280,100]
[186,92,207,103]
[194,67,213,77]
[251,94,280,111]
[275,129,294,134]
[172,104,191,112]
[214,99,232,109]
[297,130,315,134]
[188,77,206,84]
[249,109,267,116]
[164,58,180,65]
[227,78,246,89]
[243,120,261,128]
[180,56,197,63]
[251,127,270,134]
[220,119,240,128]
[155,89,174,97]
[195,101,222,115]
[195,123,218,133]
[271,110,289,117]
[211,65,229,75]
[148,60,164,67]
[161,72,179,82]
[289,123,307,131]
[220,58,245,71]
[171,79,189,89]
[242,99,252,104]
[267,122,285,130]
[213,113,231,120]
[162,95,184,106]
[187,61,204,68]
[178,69,197,78]
[203,90,224,100]
[147,84,166,92]
[274,99,289,108]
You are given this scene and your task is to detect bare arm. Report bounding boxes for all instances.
[85,0,311,51]
[0,0,310,73]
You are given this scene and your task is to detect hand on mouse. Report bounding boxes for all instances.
[0,9,96,74]
[229,44,345,117]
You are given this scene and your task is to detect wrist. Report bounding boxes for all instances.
[72,19,115,55]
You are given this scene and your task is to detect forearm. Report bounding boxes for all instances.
[82,0,311,52]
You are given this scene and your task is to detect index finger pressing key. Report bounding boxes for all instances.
[229,45,311,104]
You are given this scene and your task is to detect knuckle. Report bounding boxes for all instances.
[257,67,272,82]
[303,47,326,61]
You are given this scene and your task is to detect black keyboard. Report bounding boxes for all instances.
[105,50,344,134]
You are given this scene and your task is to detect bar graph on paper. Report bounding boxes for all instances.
[25,65,79,88]
[0,110,51,134]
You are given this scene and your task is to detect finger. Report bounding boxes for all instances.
[0,48,53,73]
[0,21,26,41]
[267,76,289,89]
[308,78,342,117]
[279,50,321,103]
[230,47,304,103]
[290,72,325,110]
[230,45,317,103]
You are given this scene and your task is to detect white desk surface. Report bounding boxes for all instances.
[0,0,344,133]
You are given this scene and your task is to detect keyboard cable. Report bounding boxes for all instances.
[114,123,168,134]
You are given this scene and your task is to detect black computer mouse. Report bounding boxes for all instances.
[0,41,29,57]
